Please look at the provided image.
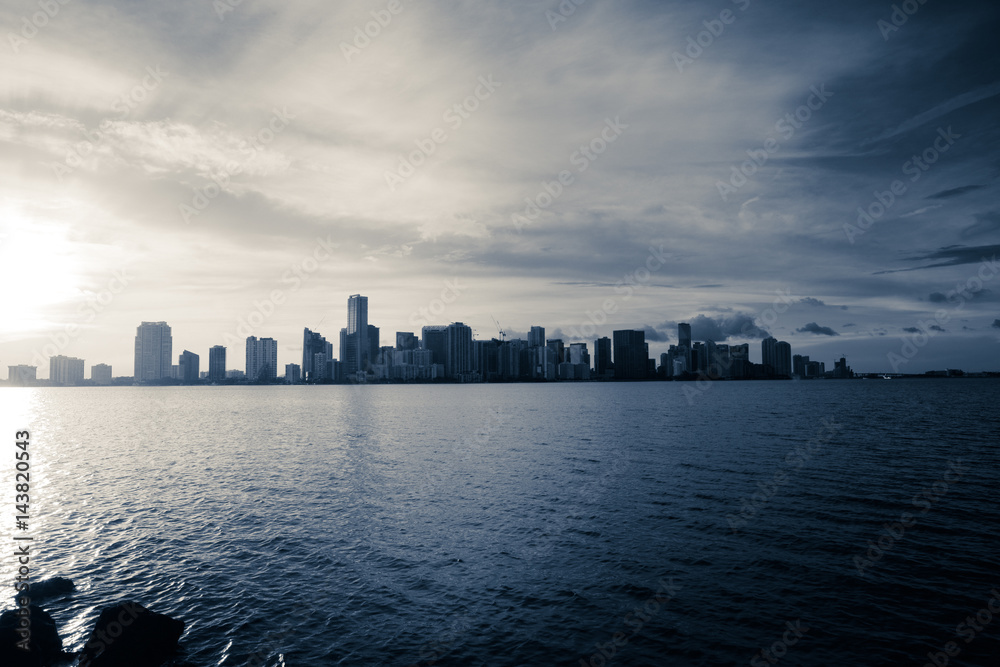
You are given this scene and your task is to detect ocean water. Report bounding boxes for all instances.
[1,380,998,666]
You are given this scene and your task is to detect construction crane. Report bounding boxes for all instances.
[491,315,506,342]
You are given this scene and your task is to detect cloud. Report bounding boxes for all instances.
[798,297,848,309]
[993,319,1000,329]
[875,245,1000,274]
[929,325,946,332]
[902,327,921,333]
[641,325,670,342]
[927,185,984,200]
[797,322,839,336]
[660,313,771,343]
[962,212,1000,239]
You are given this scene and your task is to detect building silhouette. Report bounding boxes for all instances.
[613,330,648,379]
[91,363,112,385]
[208,345,226,382]
[8,365,37,385]
[134,321,172,381]
[179,350,200,384]
[446,322,473,379]
[775,341,792,378]
[421,326,448,367]
[50,355,85,385]
[396,331,418,351]
[594,337,613,377]
[246,336,277,382]
[302,328,333,381]
[340,294,370,375]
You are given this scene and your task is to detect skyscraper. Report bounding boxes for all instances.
[678,323,692,370]
[775,341,792,378]
[446,322,473,379]
[421,326,448,366]
[302,328,332,380]
[343,294,369,374]
[396,332,418,350]
[594,337,612,376]
[179,350,200,384]
[761,336,777,373]
[678,323,692,349]
[612,330,648,379]
[134,321,172,381]
[246,336,278,381]
[367,324,379,369]
[208,345,226,382]
[528,326,545,348]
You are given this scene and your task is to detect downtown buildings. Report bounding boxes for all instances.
[134,321,172,381]
[22,295,837,387]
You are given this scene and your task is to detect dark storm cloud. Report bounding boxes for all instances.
[874,245,1000,274]
[902,327,921,333]
[798,297,849,310]
[661,313,769,342]
[797,322,839,336]
[961,212,1000,239]
[927,185,984,199]
[992,319,1000,329]
[641,325,670,343]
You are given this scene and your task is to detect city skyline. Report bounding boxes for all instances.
[6,291,998,383]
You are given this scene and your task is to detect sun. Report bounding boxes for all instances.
[0,205,81,339]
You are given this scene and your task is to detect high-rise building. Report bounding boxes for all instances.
[730,344,750,379]
[594,337,613,376]
[793,354,807,378]
[246,336,277,381]
[7,365,37,385]
[91,363,112,385]
[546,339,565,365]
[568,342,590,367]
[303,328,332,380]
[446,322,473,379]
[613,330,648,379]
[691,342,707,374]
[678,323,692,349]
[134,321,172,381]
[50,355,85,385]
[528,326,545,348]
[343,294,369,374]
[208,345,226,382]
[421,326,448,366]
[179,350,200,384]
[396,332,418,350]
[761,337,777,373]
[775,341,792,378]
[367,325,379,369]
[285,363,301,384]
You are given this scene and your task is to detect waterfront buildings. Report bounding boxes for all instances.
[134,321,172,381]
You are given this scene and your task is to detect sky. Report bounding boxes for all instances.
[1,0,999,378]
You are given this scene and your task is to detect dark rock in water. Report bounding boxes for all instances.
[11,577,75,603]
[0,605,65,667]
[77,601,184,667]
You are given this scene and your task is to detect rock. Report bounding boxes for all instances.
[0,604,64,667]
[11,578,75,603]
[77,601,184,667]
